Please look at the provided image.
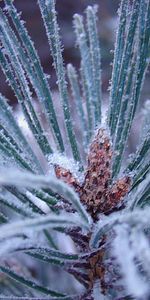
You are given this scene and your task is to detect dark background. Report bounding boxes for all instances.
[0,0,149,151]
[0,0,120,103]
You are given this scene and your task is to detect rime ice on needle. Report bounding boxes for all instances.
[55,128,131,220]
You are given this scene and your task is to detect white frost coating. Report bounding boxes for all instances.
[130,229,150,277]
[26,191,50,214]
[57,232,76,254]
[16,109,30,134]
[90,202,150,248]
[0,212,87,241]
[92,280,106,300]
[0,168,91,226]
[0,237,37,257]
[0,190,36,217]
[113,224,149,298]
[126,173,150,209]
[47,153,84,182]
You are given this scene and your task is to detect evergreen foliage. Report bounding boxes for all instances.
[0,0,149,299]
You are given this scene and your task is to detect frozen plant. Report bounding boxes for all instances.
[0,0,149,299]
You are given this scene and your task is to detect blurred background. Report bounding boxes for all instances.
[0,0,120,102]
[0,0,149,150]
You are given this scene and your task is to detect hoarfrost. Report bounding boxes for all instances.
[26,191,50,214]
[0,237,37,257]
[0,189,37,218]
[126,173,150,209]
[130,229,150,277]
[16,110,30,134]
[47,152,84,182]
[91,205,150,249]
[113,224,149,299]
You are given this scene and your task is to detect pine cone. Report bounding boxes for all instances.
[55,128,131,220]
